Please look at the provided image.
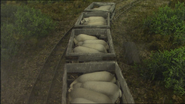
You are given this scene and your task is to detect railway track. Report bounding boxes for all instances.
[27,25,73,104]
[113,0,145,21]
[27,0,144,104]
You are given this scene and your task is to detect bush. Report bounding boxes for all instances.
[14,5,56,39]
[1,4,18,18]
[137,47,185,96]
[168,0,185,8]
[1,23,18,60]
[143,2,185,49]
[1,4,19,25]
[1,4,56,60]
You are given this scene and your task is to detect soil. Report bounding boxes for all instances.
[1,0,185,104]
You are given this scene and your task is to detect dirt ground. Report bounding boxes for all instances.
[1,0,185,104]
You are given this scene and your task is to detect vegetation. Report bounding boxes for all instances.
[133,1,185,96]
[142,2,185,51]
[14,5,56,39]
[137,47,185,96]
[168,0,185,8]
[1,4,56,60]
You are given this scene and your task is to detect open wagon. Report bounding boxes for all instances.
[62,61,135,104]
[65,29,116,62]
[84,2,115,20]
[74,12,110,28]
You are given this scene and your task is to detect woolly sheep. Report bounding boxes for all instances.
[68,71,116,92]
[69,88,113,104]
[93,5,112,11]
[81,16,106,25]
[73,81,122,103]
[87,21,106,25]
[78,39,109,49]
[82,43,107,53]
[73,83,82,89]
[73,46,102,53]
[73,34,97,45]
[70,98,97,104]
[80,18,89,25]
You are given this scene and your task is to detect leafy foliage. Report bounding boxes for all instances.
[168,0,185,8]
[1,23,18,60]
[1,4,18,25]
[1,4,18,18]
[137,47,185,96]
[142,2,185,50]
[1,4,56,60]
[14,5,56,39]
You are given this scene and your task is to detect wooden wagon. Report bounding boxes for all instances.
[74,12,110,28]
[84,2,115,20]
[65,29,116,62]
[62,61,135,104]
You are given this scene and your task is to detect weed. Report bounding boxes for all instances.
[1,4,18,25]
[14,5,56,39]
[1,23,18,60]
[1,4,56,60]
[142,2,185,51]
[137,47,185,96]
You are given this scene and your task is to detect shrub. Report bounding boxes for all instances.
[1,4,56,60]
[1,4,19,25]
[1,4,18,18]
[14,5,56,39]
[137,47,185,96]
[168,0,185,8]
[1,23,18,60]
[143,2,185,49]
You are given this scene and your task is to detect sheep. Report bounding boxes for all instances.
[88,16,105,22]
[69,88,113,104]
[73,83,82,89]
[93,5,112,11]
[73,46,102,53]
[87,21,106,25]
[73,34,97,45]
[80,18,89,25]
[73,81,122,103]
[70,98,97,104]
[68,71,116,92]
[82,43,107,53]
[80,16,106,25]
[78,39,109,50]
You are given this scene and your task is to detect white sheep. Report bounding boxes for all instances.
[70,98,97,104]
[73,46,102,53]
[88,16,105,22]
[73,81,122,103]
[78,39,109,50]
[69,88,113,104]
[93,5,111,11]
[87,21,106,25]
[73,34,97,45]
[80,18,89,25]
[81,16,106,25]
[68,71,116,92]
[82,43,107,53]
